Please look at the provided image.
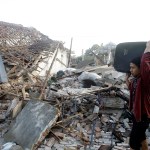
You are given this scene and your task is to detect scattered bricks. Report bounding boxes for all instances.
[81,122,86,127]
[76,135,81,141]
[39,145,45,148]
[82,136,90,142]
[147,137,150,145]
[117,143,129,147]
[87,129,92,135]
[118,127,126,133]
[96,118,102,124]
[85,125,90,132]
[123,119,130,129]
[110,116,118,122]
[70,132,76,138]
[44,146,51,150]
[114,146,125,150]
[0,114,5,120]
[44,139,47,145]
[53,132,65,139]
[98,145,112,150]
[46,137,56,147]
[101,115,109,124]
[0,103,10,109]
[124,137,130,144]
[105,132,112,135]
[9,145,23,150]
[103,140,111,144]
[95,127,101,132]
[95,132,101,138]
[76,123,82,131]
[82,131,89,138]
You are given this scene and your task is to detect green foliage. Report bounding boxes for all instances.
[75,42,116,66]
[76,56,85,64]
[91,44,100,51]
[85,44,101,56]
[84,42,116,56]
[85,48,92,56]
[84,55,94,61]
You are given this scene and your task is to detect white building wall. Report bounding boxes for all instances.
[32,48,68,77]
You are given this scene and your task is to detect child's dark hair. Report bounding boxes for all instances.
[131,56,141,68]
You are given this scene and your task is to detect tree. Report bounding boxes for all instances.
[104,42,116,50]
[76,42,116,66]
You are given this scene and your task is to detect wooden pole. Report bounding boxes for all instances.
[56,58,67,67]
[82,49,84,61]
[67,37,73,67]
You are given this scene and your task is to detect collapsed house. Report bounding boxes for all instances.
[0,21,69,112]
[0,22,150,150]
[0,21,70,77]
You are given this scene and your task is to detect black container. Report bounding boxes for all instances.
[114,42,146,73]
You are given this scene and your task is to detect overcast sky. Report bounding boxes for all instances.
[1,0,150,56]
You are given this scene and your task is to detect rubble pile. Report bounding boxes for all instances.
[0,21,66,148]
[0,21,63,120]
[37,68,149,150]
[0,66,135,150]
[1,64,150,150]
[34,69,131,150]
[0,21,149,150]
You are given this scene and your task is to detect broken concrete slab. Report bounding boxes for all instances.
[9,145,23,150]
[4,100,59,150]
[98,145,112,150]
[1,142,23,150]
[101,97,125,109]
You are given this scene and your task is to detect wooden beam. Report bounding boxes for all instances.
[67,38,73,67]
[39,44,59,100]
[56,58,67,67]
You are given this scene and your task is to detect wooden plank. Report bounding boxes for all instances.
[67,38,73,67]
[12,100,23,118]
[56,58,67,67]
[7,66,17,75]
[21,84,26,100]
